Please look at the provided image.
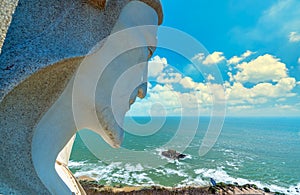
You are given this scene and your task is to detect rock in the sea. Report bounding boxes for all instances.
[161,149,187,160]
[0,0,163,194]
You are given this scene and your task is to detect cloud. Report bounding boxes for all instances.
[275,104,293,109]
[232,0,300,49]
[253,1,300,41]
[207,74,215,81]
[203,52,226,65]
[128,83,205,116]
[277,98,286,102]
[130,56,216,116]
[129,58,220,116]
[228,50,255,64]
[241,50,255,58]
[298,57,300,64]
[226,53,298,104]
[129,54,299,116]
[179,76,197,89]
[148,56,167,77]
[191,53,205,61]
[156,72,182,84]
[228,105,253,111]
[289,32,300,42]
[228,56,242,65]
[191,51,226,65]
[225,77,296,106]
[233,54,288,83]
[179,77,214,94]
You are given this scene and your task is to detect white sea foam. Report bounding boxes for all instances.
[183,154,192,160]
[124,163,144,172]
[193,167,299,195]
[223,149,233,153]
[131,172,154,184]
[68,160,87,168]
[177,168,300,195]
[225,160,240,170]
[70,161,156,186]
[69,160,299,195]
[154,167,188,177]
[178,177,208,187]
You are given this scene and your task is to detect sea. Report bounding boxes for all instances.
[69,117,300,194]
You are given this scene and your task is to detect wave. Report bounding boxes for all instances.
[68,160,87,167]
[69,160,300,195]
[154,167,188,178]
[193,168,300,195]
[69,160,155,186]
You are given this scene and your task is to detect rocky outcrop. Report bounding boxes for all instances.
[0,0,162,194]
[161,149,187,160]
[78,180,274,195]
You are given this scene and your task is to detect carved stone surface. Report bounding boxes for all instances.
[0,0,162,194]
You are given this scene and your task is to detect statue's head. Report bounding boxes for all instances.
[72,1,160,148]
[0,0,163,194]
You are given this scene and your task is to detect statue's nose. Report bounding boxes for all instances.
[129,82,147,106]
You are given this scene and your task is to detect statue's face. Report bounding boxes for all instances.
[95,48,150,148]
[74,1,158,148]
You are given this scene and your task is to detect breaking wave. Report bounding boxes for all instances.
[69,160,300,194]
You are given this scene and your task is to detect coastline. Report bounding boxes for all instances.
[78,177,277,195]
[70,117,300,195]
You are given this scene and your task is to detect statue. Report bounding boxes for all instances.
[0,0,163,194]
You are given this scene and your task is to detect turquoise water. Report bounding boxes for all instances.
[69,117,300,194]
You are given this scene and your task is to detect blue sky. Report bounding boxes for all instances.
[128,0,300,116]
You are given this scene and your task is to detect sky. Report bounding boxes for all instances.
[128,0,300,117]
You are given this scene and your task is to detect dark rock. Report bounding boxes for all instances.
[263,187,271,192]
[251,184,258,189]
[242,184,251,188]
[161,149,187,160]
[233,182,239,186]
[216,182,227,188]
[208,186,218,194]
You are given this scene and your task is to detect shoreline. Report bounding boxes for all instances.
[78,177,278,195]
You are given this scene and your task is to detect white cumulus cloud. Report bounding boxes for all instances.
[226,77,297,104]
[203,52,226,65]
[228,50,255,64]
[191,51,226,65]
[233,54,288,83]
[207,74,215,81]
[129,54,299,116]
[148,56,167,77]
[242,50,255,58]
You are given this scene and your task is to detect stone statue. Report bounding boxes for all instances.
[0,0,163,194]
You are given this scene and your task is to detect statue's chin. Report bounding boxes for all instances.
[95,81,148,148]
[96,106,124,148]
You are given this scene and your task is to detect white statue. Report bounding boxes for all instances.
[0,0,162,194]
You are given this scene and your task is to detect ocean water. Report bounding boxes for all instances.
[69,117,300,194]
